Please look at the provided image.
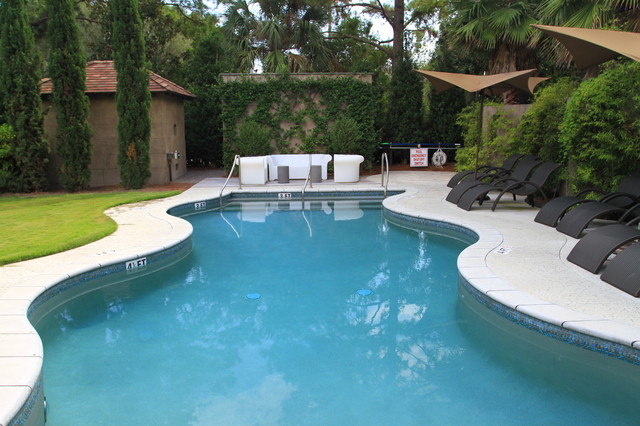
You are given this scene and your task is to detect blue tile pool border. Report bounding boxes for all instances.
[28,237,192,321]
[381,208,640,366]
[8,374,43,426]
[383,207,479,244]
[168,190,403,217]
[459,278,640,365]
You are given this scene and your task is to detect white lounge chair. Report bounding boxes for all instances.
[334,154,364,183]
[239,156,268,185]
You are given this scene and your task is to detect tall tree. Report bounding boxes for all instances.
[327,15,389,71]
[328,0,441,71]
[73,0,210,82]
[385,58,424,143]
[47,0,93,191]
[112,0,152,189]
[444,0,541,104]
[0,0,49,192]
[423,25,488,146]
[183,26,237,166]
[222,0,332,72]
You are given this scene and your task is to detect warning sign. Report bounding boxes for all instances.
[410,148,429,167]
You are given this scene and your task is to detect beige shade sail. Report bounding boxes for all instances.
[414,69,547,95]
[532,24,640,70]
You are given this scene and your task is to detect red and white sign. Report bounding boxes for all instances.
[410,148,428,167]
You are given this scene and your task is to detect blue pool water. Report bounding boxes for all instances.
[36,200,640,425]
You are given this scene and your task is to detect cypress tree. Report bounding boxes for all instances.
[386,59,425,144]
[0,0,49,192]
[111,0,151,189]
[47,0,93,191]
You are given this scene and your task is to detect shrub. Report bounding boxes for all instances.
[234,120,272,158]
[511,78,579,164]
[0,124,15,191]
[327,117,362,155]
[455,101,516,171]
[559,61,640,192]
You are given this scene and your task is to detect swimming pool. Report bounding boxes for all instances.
[36,199,640,424]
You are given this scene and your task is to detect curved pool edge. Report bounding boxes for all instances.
[382,190,640,366]
[0,195,195,426]
[3,176,640,424]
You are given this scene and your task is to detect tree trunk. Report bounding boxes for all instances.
[391,0,404,70]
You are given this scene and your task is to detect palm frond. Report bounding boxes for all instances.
[257,19,285,51]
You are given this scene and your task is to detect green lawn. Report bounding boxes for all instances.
[0,191,180,266]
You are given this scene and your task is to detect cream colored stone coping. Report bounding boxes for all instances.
[2,171,640,425]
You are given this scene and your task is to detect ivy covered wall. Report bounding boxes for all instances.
[219,73,379,168]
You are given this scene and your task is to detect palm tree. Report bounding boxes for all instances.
[222,0,332,72]
[535,0,640,68]
[449,0,540,74]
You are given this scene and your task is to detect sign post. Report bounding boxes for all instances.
[409,148,428,167]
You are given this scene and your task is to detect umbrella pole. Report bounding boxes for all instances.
[474,93,485,179]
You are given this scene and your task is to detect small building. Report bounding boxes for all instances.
[41,60,195,188]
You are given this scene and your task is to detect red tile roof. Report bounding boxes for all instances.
[40,60,195,99]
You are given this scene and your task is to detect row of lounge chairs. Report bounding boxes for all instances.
[535,171,640,296]
[446,156,640,297]
[445,154,560,211]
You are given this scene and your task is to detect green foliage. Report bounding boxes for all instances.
[455,101,517,171]
[448,0,538,73]
[185,86,224,166]
[183,27,236,167]
[219,75,378,168]
[510,78,579,164]
[112,0,151,189]
[559,61,640,192]
[327,16,389,72]
[327,117,362,155]
[47,0,93,192]
[0,124,16,190]
[74,0,210,81]
[423,26,488,148]
[0,0,49,192]
[385,59,424,143]
[235,120,272,157]
[222,0,331,72]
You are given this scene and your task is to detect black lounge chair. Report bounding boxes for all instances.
[601,241,640,297]
[555,192,640,238]
[534,171,640,227]
[456,162,561,211]
[446,153,524,188]
[566,222,640,274]
[445,156,542,204]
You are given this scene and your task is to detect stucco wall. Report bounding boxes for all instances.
[43,93,187,188]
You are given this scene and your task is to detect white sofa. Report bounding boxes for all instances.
[239,156,268,185]
[333,154,364,183]
[267,154,332,181]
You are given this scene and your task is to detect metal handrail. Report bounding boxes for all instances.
[301,154,313,200]
[301,207,313,238]
[219,210,240,238]
[381,152,390,197]
[220,155,241,209]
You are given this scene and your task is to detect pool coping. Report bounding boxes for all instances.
[2,173,640,425]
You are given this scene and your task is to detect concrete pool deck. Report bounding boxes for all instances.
[1,170,640,424]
